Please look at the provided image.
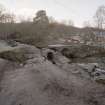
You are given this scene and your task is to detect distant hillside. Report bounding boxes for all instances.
[0,22,105,46]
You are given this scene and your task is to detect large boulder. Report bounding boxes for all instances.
[0,43,41,64]
[56,44,105,63]
[1,59,105,105]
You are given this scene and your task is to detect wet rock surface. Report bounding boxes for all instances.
[0,41,105,105]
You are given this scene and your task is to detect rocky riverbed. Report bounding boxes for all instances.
[0,40,105,105]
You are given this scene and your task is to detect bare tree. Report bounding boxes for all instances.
[2,13,15,23]
[19,15,32,23]
[81,27,96,44]
[0,4,5,22]
[94,5,105,29]
[83,21,91,28]
[61,19,74,26]
[48,16,56,23]
[68,20,74,26]
[0,4,15,23]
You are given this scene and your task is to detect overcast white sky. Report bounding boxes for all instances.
[0,0,104,27]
